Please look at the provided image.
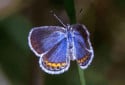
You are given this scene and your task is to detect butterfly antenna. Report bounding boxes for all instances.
[50,10,66,27]
[79,9,83,14]
[78,8,83,16]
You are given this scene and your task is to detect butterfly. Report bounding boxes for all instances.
[28,14,94,74]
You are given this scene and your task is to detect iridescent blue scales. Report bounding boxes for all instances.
[28,24,94,74]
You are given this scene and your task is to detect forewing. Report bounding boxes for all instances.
[28,26,65,57]
[72,24,94,69]
[39,38,70,74]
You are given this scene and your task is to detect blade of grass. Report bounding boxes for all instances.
[77,65,86,85]
[64,0,86,85]
[64,0,76,24]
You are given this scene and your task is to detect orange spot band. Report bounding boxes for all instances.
[77,55,89,63]
[44,60,66,68]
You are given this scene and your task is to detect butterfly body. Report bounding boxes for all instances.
[28,24,94,74]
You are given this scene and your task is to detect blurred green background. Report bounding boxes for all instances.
[0,0,125,85]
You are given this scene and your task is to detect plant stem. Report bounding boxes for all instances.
[64,0,86,85]
[77,65,86,85]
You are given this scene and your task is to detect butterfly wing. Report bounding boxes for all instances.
[28,26,65,56]
[72,24,94,69]
[28,26,69,74]
[39,38,70,74]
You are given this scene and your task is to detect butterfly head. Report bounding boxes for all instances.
[66,24,73,31]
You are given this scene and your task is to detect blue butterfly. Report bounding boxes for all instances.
[28,14,94,74]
